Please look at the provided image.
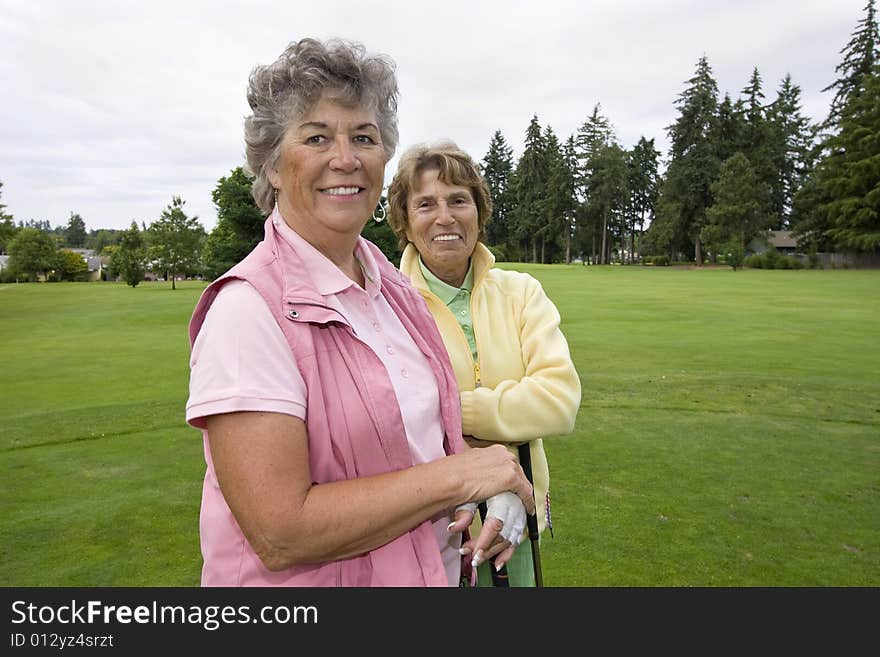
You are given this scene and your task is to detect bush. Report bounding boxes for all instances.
[722,241,745,271]
[0,268,23,283]
[652,255,670,266]
[643,256,653,265]
[486,244,507,262]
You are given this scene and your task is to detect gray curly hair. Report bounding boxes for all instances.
[243,37,400,214]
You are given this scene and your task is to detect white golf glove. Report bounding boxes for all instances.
[485,491,527,545]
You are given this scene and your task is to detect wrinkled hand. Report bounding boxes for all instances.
[448,444,535,515]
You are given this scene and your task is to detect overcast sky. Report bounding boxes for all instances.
[0,0,868,232]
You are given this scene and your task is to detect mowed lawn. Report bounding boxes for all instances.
[1,266,878,586]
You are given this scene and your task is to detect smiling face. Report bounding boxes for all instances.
[268,93,387,252]
[405,167,479,287]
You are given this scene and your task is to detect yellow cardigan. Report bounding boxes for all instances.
[400,242,582,533]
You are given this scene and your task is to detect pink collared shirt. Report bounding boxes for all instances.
[187,208,460,584]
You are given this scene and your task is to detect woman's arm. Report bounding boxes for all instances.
[207,410,533,571]
[461,277,581,442]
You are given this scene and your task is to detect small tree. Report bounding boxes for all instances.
[723,241,745,271]
[703,153,773,255]
[111,221,148,287]
[7,227,57,281]
[53,249,89,281]
[64,212,88,247]
[148,196,205,290]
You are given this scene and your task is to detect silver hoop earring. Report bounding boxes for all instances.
[372,201,387,223]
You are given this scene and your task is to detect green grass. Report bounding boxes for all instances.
[1,268,878,586]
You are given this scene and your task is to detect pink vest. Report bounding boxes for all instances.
[189,218,467,586]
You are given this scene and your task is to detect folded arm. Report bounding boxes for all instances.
[206,410,533,571]
[461,278,581,443]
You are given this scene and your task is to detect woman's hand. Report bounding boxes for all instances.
[458,491,527,569]
[449,444,534,514]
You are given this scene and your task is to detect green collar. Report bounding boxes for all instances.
[418,256,474,304]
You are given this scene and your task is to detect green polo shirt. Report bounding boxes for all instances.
[419,256,477,361]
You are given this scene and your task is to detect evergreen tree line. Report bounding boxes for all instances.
[3,2,877,281]
[482,1,879,265]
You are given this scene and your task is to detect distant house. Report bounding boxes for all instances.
[0,254,8,272]
[767,230,798,255]
[67,248,109,282]
[747,230,800,256]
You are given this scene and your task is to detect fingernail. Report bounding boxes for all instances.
[495,562,504,572]
[459,547,472,556]
[471,550,484,568]
[447,522,456,532]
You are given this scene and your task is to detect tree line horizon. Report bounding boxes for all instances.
[2,1,877,283]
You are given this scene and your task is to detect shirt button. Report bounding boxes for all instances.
[401,369,409,378]
[386,346,395,355]
[373,322,381,332]
[460,310,467,316]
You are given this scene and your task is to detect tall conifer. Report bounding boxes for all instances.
[481,130,515,248]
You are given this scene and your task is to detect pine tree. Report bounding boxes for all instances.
[812,63,880,251]
[480,130,515,248]
[574,104,615,198]
[510,115,546,262]
[703,152,773,256]
[767,74,816,227]
[627,137,661,261]
[712,93,747,166]
[585,143,629,264]
[64,212,88,248]
[822,0,880,127]
[573,104,616,263]
[739,68,777,219]
[793,2,880,252]
[655,55,721,263]
[537,125,566,263]
[560,136,580,263]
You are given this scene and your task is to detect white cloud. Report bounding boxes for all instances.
[0,0,867,231]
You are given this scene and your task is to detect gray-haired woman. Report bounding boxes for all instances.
[185,38,532,587]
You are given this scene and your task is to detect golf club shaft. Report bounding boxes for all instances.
[517,442,543,587]
[477,502,510,587]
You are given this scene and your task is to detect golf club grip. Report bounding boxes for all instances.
[517,443,540,540]
[477,501,510,587]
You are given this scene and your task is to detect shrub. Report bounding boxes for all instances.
[722,241,745,271]
[652,255,670,266]
[487,244,507,262]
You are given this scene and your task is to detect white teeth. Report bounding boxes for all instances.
[433,234,461,242]
[323,187,360,196]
